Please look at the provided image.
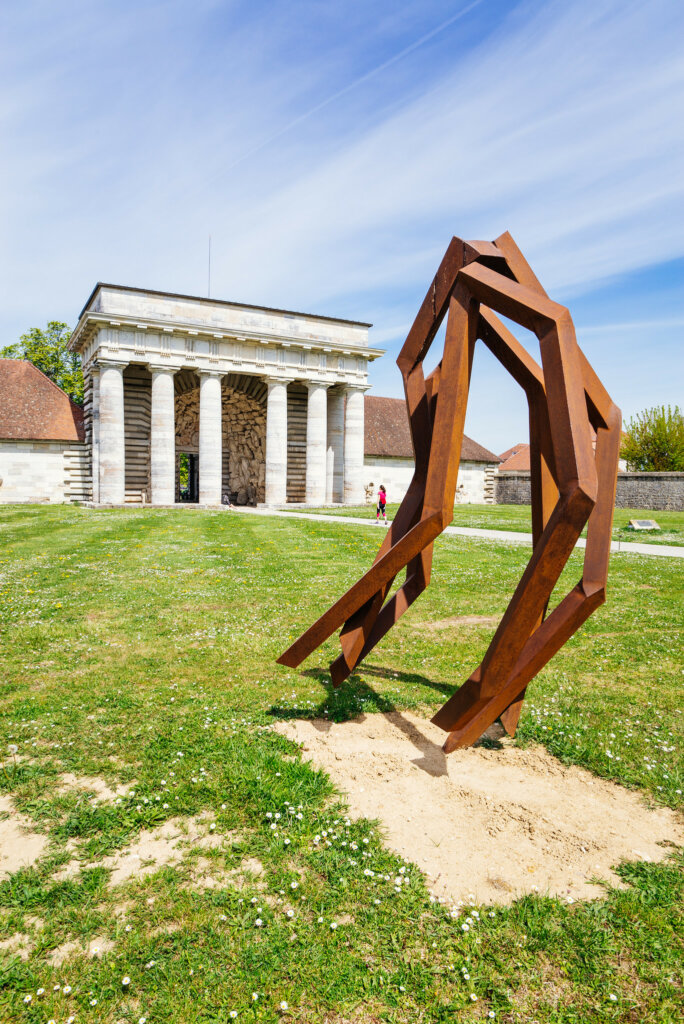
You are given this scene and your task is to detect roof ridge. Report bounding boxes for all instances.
[78,282,373,329]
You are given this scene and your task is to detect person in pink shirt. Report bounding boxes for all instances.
[375,484,388,524]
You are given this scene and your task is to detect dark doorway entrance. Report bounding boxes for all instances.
[178,452,199,502]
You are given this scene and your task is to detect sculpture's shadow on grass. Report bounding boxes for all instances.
[268,664,457,778]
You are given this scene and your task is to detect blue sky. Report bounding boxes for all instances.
[1,0,682,452]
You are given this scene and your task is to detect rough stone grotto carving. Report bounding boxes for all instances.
[278,232,621,752]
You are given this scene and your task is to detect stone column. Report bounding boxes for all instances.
[326,387,345,503]
[198,370,223,505]
[305,382,329,504]
[98,361,127,504]
[264,377,290,505]
[343,385,367,504]
[149,365,176,505]
[90,367,101,504]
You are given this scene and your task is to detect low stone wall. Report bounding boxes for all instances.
[495,472,532,506]
[495,471,684,511]
[614,472,684,510]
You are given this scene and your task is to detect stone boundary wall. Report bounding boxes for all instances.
[495,472,532,506]
[495,471,684,511]
[613,472,684,511]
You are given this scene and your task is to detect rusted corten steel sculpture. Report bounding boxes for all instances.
[278,232,621,753]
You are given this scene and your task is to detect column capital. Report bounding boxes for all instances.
[341,382,370,393]
[305,380,331,392]
[96,358,128,371]
[148,362,178,375]
[263,375,293,386]
[197,368,224,380]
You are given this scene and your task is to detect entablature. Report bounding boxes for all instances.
[79,319,379,388]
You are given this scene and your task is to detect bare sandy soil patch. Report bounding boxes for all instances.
[238,856,264,878]
[0,932,32,961]
[0,794,48,878]
[47,939,82,967]
[57,773,133,802]
[51,814,234,888]
[275,712,683,906]
[102,815,231,887]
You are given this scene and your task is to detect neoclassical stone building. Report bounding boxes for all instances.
[68,284,383,506]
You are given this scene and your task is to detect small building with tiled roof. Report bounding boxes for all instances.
[0,359,89,503]
[363,395,500,504]
[498,442,530,472]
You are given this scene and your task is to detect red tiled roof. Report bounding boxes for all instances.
[0,359,84,442]
[364,395,499,463]
[498,443,530,471]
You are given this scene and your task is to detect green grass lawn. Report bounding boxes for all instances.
[0,505,682,1023]
[299,503,684,547]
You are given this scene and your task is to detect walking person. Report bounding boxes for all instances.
[376,484,388,525]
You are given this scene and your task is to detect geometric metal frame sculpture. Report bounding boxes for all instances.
[278,232,621,752]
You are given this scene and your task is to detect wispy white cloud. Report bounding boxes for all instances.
[578,318,684,335]
[0,0,682,448]
[207,0,683,307]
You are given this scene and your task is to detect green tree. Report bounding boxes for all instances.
[1,321,83,405]
[620,405,684,471]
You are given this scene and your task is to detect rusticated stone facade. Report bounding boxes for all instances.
[175,377,266,504]
[221,380,266,505]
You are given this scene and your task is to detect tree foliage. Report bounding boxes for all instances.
[620,405,684,471]
[1,321,83,405]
